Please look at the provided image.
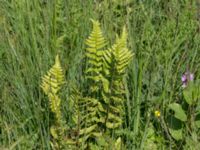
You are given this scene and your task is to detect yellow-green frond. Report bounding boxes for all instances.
[40,55,64,125]
[99,27,133,130]
[85,20,107,93]
[41,55,64,95]
[85,20,107,51]
[85,20,106,68]
[103,28,133,75]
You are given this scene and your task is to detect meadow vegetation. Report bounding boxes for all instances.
[0,0,200,149]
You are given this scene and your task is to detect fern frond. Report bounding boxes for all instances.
[85,20,107,51]
[40,55,65,149]
[41,55,64,95]
[103,27,133,76]
[78,97,101,136]
[99,27,133,130]
[41,55,64,123]
[85,20,107,93]
[116,26,127,49]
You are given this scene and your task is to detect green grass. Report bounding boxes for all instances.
[0,0,200,149]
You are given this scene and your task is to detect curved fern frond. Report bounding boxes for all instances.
[41,55,64,95]
[40,55,65,149]
[41,55,64,122]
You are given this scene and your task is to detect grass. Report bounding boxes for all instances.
[0,0,200,149]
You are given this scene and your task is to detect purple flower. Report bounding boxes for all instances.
[181,74,187,82]
[181,71,194,88]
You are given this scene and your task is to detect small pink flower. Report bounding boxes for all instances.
[181,74,187,82]
[181,71,194,88]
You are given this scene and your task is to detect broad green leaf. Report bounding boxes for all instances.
[167,115,183,140]
[168,103,187,122]
[169,128,183,141]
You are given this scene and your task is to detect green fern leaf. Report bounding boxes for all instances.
[99,27,133,130]
[41,55,64,95]
[41,55,64,122]
[85,20,107,93]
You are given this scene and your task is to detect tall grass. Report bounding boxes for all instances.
[0,0,199,149]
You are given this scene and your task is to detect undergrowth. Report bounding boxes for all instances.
[0,0,200,149]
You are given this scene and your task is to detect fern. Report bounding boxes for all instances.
[69,88,103,149]
[85,19,133,137]
[41,55,64,95]
[40,54,64,121]
[40,20,133,150]
[41,55,65,149]
[100,27,133,129]
[84,20,133,147]
[103,27,133,76]
[85,20,107,93]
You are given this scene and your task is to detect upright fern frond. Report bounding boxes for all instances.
[85,20,107,93]
[100,27,133,129]
[41,55,64,122]
[41,55,65,149]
